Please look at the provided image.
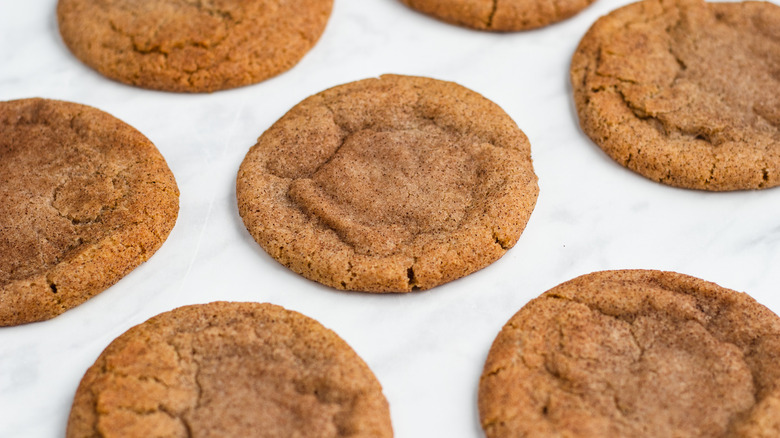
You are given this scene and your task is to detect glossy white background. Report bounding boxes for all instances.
[1,0,779,436]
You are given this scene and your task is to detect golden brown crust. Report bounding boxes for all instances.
[236,74,538,293]
[399,0,596,31]
[479,270,780,437]
[66,302,393,438]
[571,0,780,190]
[57,0,333,92]
[0,98,178,326]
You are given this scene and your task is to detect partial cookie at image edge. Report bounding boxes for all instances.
[571,0,780,190]
[479,269,780,437]
[56,0,334,92]
[399,0,597,31]
[66,301,394,437]
[0,98,179,326]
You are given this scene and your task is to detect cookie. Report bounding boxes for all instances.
[571,0,780,190]
[236,74,539,292]
[479,270,780,437]
[57,0,333,92]
[0,98,178,326]
[399,0,596,31]
[67,302,393,437]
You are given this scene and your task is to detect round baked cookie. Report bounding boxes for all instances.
[57,0,333,92]
[236,74,539,293]
[67,302,393,437]
[572,0,780,190]
[0,98,178,326]
[399,0,596,31]
[479,270,780,437]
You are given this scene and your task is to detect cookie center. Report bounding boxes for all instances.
[52,173,122,223]
[184,346,344,436]
[544,305,756,436]
[109,0,241,52]
[289,127,477,256]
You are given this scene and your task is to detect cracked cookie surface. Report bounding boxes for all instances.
[479,269,780,437]
[236,75,538,292]
[66,302,393,437]
[399,0,596,31]
[0,98,178,326]
[572,0,780,190]
[57,0,333,92]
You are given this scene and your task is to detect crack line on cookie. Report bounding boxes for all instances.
[487,0,499,28]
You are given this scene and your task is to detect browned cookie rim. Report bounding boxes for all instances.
[571,0,780,191]
[399,0,597,31]
[236,74,539,293]
[0,98,179,326]
[57,0,334,92]
[66,301,393,437]
[479,269,780,437]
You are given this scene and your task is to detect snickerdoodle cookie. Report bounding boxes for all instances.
[0,98,178,326]
[67,302,393,437]
[400,0,596,31]
[572,0,780,190]
[57,0,333,92]
[236,75,538,292]
[479,270,780,437]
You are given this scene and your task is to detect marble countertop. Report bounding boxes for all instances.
[2,0,780,436]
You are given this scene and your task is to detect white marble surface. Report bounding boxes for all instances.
[2,0,780,436]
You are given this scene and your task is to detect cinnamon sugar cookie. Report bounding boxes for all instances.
[57,0,333,92]
[400,0,596,31]
[0,98,178,326]
[572,0,780,190]
[479,270,780,437]
[236,75,538,292]
[67,302,393,437]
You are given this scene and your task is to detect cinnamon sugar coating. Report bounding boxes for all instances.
[400,0,596,31]
[237,75,538,292]
[67,302,393,437]
[480,270,780,437]
[0,98,178,326]
[572,0,780,190]
[57,0,333,92]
